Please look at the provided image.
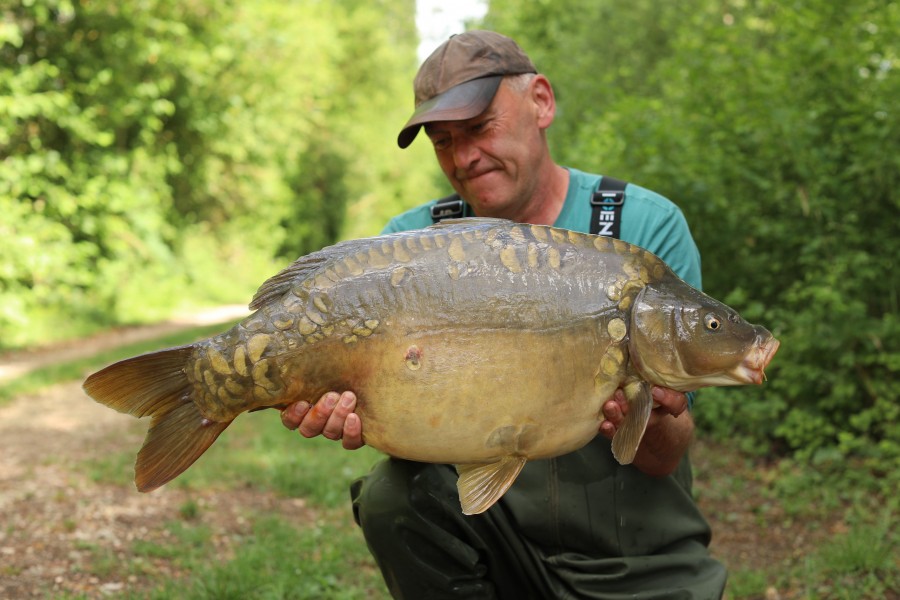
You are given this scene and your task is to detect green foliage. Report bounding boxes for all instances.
[2,0,225,343]
[484,1,900,475]
[1,0,434,350]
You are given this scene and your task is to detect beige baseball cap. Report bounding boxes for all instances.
[397,30,537,148]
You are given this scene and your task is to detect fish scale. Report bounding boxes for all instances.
[83,218,779,515]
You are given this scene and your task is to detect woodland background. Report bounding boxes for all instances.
[2,0,898,509]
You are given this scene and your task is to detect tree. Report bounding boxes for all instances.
[0,0,429,348]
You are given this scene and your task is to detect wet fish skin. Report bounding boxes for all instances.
[83,218,779,514]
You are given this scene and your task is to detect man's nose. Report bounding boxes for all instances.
[451,135,480,170]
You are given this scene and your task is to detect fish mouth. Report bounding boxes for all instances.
[734,335,780,385]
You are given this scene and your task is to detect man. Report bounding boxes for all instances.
[281,31,727,599]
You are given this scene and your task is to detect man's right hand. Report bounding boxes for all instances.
[280,391,364,450]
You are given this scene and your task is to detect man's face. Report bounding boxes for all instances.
[424,78,548,218]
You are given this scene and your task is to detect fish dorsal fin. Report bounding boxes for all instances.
[611,380,654,464]
[251,219,514,310]
[455,456,527,515]
[249,235,385,310]
[249,254,329,310]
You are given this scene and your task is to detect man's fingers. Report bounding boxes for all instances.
[602,397,623,422]
[287,391,363,449]
[297,392,339,438]
[342,413,364,450]
[598,418,616,440]
[281,401,311,430]
[651,386,688,417]
[599,393,626,440]
[322,391,357,440]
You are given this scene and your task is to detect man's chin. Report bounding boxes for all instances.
[463,180,512,212]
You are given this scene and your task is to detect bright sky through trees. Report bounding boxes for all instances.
[416,0,487,60]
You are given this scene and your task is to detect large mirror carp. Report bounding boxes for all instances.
[84,218,779,515]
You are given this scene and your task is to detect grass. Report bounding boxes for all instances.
[693,438,900,600]
[808,520,899,599]
[74,406,389,597]
[133,514,385,600]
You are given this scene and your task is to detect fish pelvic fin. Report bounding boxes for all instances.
[82,345,231,492]
[455,456,527,515]
[611,380,653,465]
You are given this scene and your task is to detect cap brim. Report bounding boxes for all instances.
[397,75,504,149]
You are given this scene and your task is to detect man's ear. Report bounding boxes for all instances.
[530,75,556,129]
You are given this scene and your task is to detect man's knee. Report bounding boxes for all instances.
[351,459,455,531]
[351,458,409,530]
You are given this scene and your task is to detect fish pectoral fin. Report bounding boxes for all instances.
[611,380,654,465]
[455,456,527,516]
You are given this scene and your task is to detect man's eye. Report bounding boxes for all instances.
[431,137,450,150]
[470,121,487,134]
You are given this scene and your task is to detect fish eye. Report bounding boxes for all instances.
[704,314,722,331]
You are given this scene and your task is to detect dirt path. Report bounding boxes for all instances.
[0,306,320,599]
[0,305,250,384]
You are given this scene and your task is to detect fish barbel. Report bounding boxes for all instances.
[83,218,779,514]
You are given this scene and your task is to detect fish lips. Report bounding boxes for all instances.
[737,334,780,385]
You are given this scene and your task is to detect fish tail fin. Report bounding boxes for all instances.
[135,399,231,492]
[82,345,232,492]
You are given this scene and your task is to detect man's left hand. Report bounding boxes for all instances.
[598,386,692,477]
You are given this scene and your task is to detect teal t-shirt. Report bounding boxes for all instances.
[382,167,702,290]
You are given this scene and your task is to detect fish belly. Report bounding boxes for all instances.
[347,324,621,464]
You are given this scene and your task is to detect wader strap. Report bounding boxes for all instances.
[590,176,627,238]
[430,193,467,222]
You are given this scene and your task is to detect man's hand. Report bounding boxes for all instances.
[599,386,688,439]
[280,391,364,450]
[599,386,693,477]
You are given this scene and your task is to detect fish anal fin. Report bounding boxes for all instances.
[611,380,653,465]
[455,456,527,515]
[136,402,232,492]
